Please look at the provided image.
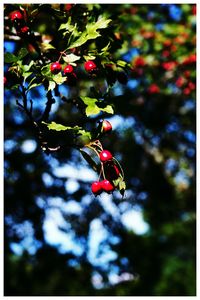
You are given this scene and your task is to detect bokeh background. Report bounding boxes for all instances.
[4,4,196,296]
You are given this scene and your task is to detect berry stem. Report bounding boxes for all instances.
[101,162,106,180]
[112,157,125,180]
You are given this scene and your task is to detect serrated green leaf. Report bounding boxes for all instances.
[48,81,56,91]
[78,130,91,140]
[83,54,96,61]
[68,32,88,49]
[41,64,51,76]
[80,97,100,116]
[42,121,82,132]
[100,42,111,54]
[63,53,80,64]
[86,105,101,116]
[87,17,112,31]
[41,42,55,50]
[80,96,114,117]
[58,17,74,32]
[101,105,114,114]
[68,17,111,49]
[4,53,18,63]
[20,61,34,72]
[53,73,66,85]
[117,60,127,67]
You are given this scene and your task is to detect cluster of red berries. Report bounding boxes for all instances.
[90,120,122,196]
[91,149,120,196]
[9,10,30,36]
[50,60,98,85]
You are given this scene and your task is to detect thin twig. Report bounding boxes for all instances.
[41,91,55,122]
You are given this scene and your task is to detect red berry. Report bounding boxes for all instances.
[91,181,102,195]
[50,62,62,74]
[64,4,74,11]
[188,82,195,90]
[148,84,160,94]
[10,10,24,21]
[99,150,113,162]
[101,179,115,193]
[183,87,191,95]
[162,50,170,58]
[162,61,177,71]
[175,76,185,88]
[63,65,74,74]
[84,61,97,73]
[20,26,29,33]
[4,77,7,85]
[105,163,120,180]
[102,120,112,133]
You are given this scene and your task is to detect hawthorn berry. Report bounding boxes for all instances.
[105,163,120,180]
[148,84,160,94]
[99,150,113,162]
[20,26,29,33]
[102,120,112,133]
[91,181,102,195]
[63,64,74,74]
[50,62,62,74]
[84,60,97,73]
[101,179,115,193]
[10,10,24,21]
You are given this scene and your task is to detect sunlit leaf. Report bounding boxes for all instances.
[63,53,81,64]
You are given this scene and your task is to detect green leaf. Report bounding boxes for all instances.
[53,73,66,85]
[63,53,81,64]
[68,32,88,49]
[77,130,91,140]
[100,42,111,54]
[4,53,18,63]
[101,105,114,114]
[116,60,127,67]
[119,180,126,191]
[80,149,99,172]
[48,81,56,91]
[87,17,112,31]
[68,17,111,49]
[27,82,42,92]
[58,17,74,32]
[23,72,32,82]
[112,178,121,188]
[20,61,34,72]
[80,96,114,117]
[18,48,28,59]
[41,42,55,51]
[41,64,51,76]
[83,54,96,61]
[86,105,101,116]
[119,180,126,197]
[43,121,82,132]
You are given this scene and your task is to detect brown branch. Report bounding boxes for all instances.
[40,91,55,122]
